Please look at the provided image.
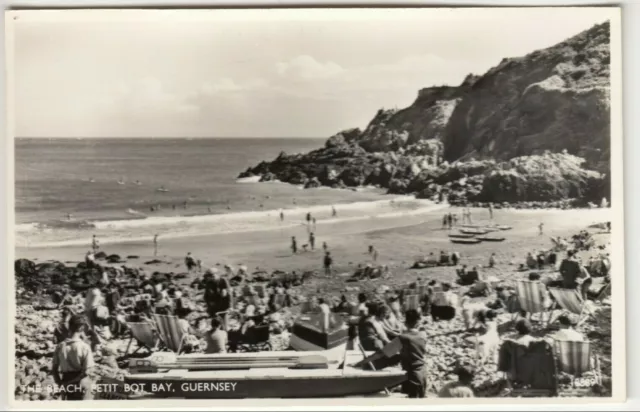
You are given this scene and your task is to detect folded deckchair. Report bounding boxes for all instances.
[547,287,596,326]
[152,314,186,354]
[553,339,601,395]
[124,321,160,356]
[515,280,552,326]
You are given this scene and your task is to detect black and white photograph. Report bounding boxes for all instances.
[5,7,625,406]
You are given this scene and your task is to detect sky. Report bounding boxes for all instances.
[9,8,612,138]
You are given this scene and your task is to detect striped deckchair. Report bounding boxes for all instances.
[548,287,595,326]
[403,294,420,311]
[554,339,600,394]
[124,321,159,356]
[515,280,552,326]
[152,314,186,354]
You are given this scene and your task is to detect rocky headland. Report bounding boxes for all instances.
[239,22,612,208]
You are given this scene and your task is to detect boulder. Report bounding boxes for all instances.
[15,259,36,278]
[304,177,322,189]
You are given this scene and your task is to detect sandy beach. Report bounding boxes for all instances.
[17,206,612,294]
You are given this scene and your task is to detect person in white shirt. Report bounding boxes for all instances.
[550,315,585,341]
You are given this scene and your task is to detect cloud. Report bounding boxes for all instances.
[199,78,268,95]
[275,55,344,80]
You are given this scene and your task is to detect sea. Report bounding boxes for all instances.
[15,138,436,249]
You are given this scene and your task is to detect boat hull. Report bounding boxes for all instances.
[125,372,406,399]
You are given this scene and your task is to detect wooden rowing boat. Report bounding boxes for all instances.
[460,229,489,235]
[477,236,506,242]
[126,350,406,399]
[448,233,476,239]
[450,238,482,245]
[289,312,350,351]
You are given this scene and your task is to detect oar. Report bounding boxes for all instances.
[357,341,391,396]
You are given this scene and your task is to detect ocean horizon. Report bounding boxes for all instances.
[15,137,426,248]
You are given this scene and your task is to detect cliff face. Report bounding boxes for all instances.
[239,22,611,205]
[442,22,610,172]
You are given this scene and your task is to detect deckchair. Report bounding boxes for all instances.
[553,339,601,395]
[403,294,420,311]
[547,287,596,326]
[152,314,186,354]
[515,280,552,326]
[498,339,558,397]
[124,321,160,356]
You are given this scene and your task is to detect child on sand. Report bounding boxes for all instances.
[438,363,475,398]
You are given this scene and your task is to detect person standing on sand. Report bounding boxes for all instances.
[323,251,333,276]
[291,236,298,254]
[91,235,99,253]
[488,203,493,220]
[447,213,453,230]
[312,217,317,231]
[442,214,448,229]
[332,206,337,217]
[309,232,316,250]
[467,209,473,224]
[153,234,159,256]
[539,222,544,235]
[322,241,328,252]
[280,210,284,221]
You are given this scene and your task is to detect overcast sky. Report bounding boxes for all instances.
[10,8,611,138]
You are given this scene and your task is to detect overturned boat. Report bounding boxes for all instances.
[477,236,506,242]
[460,228,489,235]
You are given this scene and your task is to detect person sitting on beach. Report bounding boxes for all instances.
[430,283,458,321]
[51,314,95,400]
[439,250,450,266]
[334,295,352,314]
[358,302,390,351]
[506,319,538,347]
[203,316,227,354]
[176,308,200,353]
[488,253,497,268]
[438,363,475,398]
[548,315,585,342]
[357,293,369,316]
[526,252,537,269]
[377,305,405,339]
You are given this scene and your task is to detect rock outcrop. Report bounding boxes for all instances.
[239,22,611,205]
